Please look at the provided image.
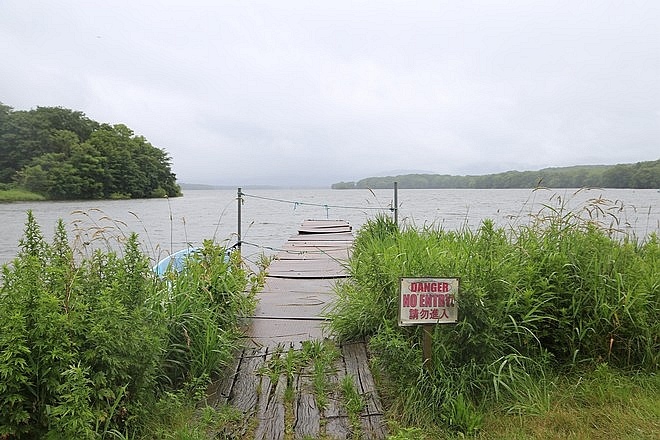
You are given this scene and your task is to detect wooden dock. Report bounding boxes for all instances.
[207,220,387,439]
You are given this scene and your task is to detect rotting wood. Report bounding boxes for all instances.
[205,348,242,407]
[213,341,386,439]
[324,353,351,439]
[229,347,266,414]
[292,368,320,439]
[342,343,387,438]
[253,347,274,438]
[254,374,287,440]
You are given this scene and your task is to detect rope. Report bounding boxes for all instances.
[236,190,396,257]
[241,192,393,212]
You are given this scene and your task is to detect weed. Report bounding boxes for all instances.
[0,211,261,437]
[341,375,366,434]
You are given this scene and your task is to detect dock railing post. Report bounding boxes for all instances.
[237,187,242,254]
[393,181,398,227]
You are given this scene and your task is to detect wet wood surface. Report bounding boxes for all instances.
[208,343,387,439]
[207,220,387,439]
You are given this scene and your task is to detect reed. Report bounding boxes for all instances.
[327,195,659,435]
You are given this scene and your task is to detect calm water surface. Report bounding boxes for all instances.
[1,188,658,268]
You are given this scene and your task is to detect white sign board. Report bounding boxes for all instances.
[399,277,459,326]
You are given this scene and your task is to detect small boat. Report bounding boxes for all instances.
[153,245,234,277]
[153,247,201,277]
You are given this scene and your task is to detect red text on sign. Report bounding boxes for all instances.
[409,281,450,293]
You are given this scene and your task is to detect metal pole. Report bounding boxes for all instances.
[393,181,398,227]
[237,187,242,253]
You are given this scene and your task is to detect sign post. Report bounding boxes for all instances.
[399,277,459,370]
[423,324,434,369]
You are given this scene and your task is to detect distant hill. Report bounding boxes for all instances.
[332,160,660,189]
[179,183,226,190]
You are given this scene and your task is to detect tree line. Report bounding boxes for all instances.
[0,103,181,199]
[332,160,660,189]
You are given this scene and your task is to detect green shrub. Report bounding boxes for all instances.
[0,211,261,438]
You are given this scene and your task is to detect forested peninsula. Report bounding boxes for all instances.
[333,160,660,189]
[0,103,180,200]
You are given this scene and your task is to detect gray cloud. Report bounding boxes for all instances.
[1,0,658,186]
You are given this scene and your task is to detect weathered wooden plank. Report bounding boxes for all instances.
[269,258,347,270]
[229,347,266,414]
[261,276,337,294]
[300,219,351,229]
[254,353,274,436]
[279,245,352,254]
[293,370,320,439]
[324,354,350,439]
[248,318,327,348]
[274,249,351,260]
[253,292,334,319]
[299,226,352,233]
[254,373,287,440]
[361,415,389,440]
[288,232,354,242]
[267,264,349,278]
[205,348,242,406]
[298,228,351,235]
[276,249,351,260]
[267,259,348,278]
[341,343,387,438]
[267,271,348,279]
[280,242,350,249]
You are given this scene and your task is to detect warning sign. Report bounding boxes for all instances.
[398,277,459,326]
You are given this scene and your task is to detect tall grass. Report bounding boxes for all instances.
[327,194,658,434]
[0,211,263,438]
[158,241,260,388]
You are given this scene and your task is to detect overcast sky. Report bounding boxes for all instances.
[1,1,658,187]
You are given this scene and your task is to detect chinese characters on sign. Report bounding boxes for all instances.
[398,277,459,326]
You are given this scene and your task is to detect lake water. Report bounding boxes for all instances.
[1,188,658,268]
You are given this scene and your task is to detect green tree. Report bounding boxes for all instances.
[1,103,181,199]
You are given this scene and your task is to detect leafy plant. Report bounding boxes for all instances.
[0,212,263,437]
